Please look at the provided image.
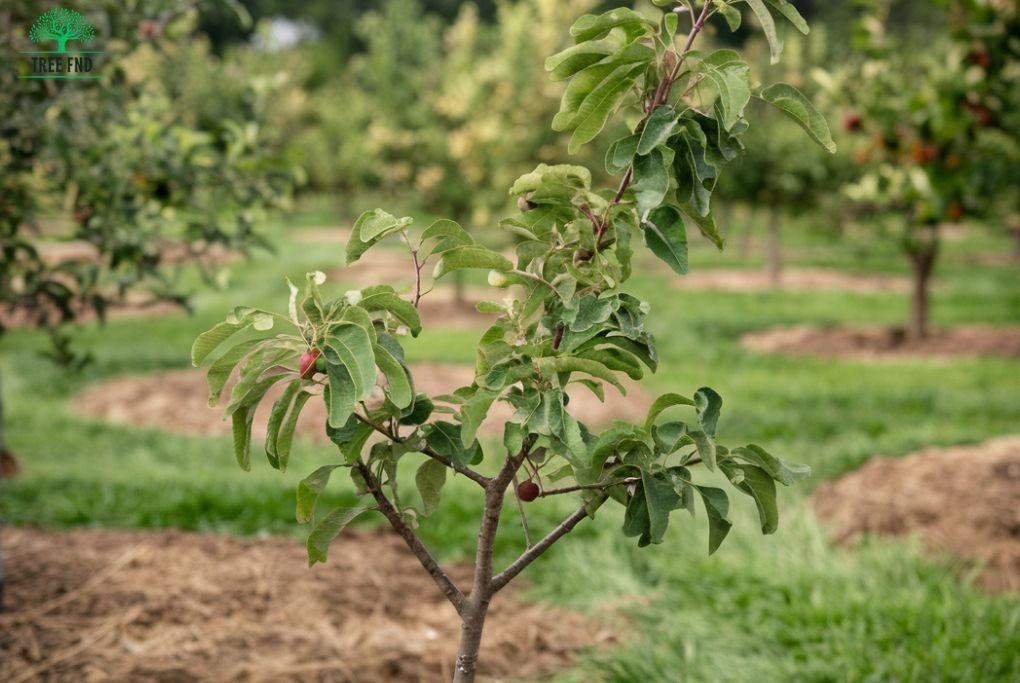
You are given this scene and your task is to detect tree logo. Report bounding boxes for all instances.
[28,8,95,53]
[20,7,104,80]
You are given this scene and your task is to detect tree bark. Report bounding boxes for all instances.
[908,246,937,340]
[767,205,783,287]
[452,597,491,683]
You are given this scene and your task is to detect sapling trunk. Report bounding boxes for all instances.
[909,247,936,340]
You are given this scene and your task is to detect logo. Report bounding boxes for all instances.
[20,8,104,80]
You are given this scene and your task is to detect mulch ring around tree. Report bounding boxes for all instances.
[812,437,1020,592]
[0,527,616,683]
[742,325,1020,360]
[71,366,653,443]
[672,268,921,294]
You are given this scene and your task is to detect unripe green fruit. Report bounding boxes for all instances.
[315,356,327,372]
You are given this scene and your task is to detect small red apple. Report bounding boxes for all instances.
[299,349,321,378]
[517,480,540,502]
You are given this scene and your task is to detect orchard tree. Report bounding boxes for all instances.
[194,2,833,680]
[835,0,1019,338]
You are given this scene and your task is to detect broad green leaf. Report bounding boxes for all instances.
[265,380,301,470]
[415,459,447,516]
[347,209,411,265]
[765,0,809,34]
[546,37,621,81]
[326,362,356,429]
[690,429,717,471]
[731,444,811,485]
[642,470,683,544]
[695,485,733,554]
[759,83,837,153]
[536,356,626,394]
[225,362,293,417]
[229,375,283,471]
[460,388,499,447]
[373,343,413,410]
[569,63,645,153]
[276,389,312,472]
[324,323,376,402]
[637,106,680,156]
[553,62,624,132]
[399,393,435,426]
[424,421,483,468]
[678,204,725,250]
[192,311,276,368]
[606,135,640,175]
[577,335,658,372]
[720,461,778,534]
[205,338,261,406]
[296,464,341,524]
[433,247,512,279]
[359,285,422,337]
[632,149,671,219]
[576,348,643,380]
[419,219,474,259]
[570,8,655,43]
[326,413,374,464]
[672,122,717,217]
[694,386,722,438]
[713,0,742,31]
[645,393,695,431]
[643,206,689,275]
[622,484,650,540]
[745,0,783,64]
[653,420,689,454]
[307,506,371,566]
[696,51,751,131]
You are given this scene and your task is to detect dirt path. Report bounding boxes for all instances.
[0,527,615,682]
[812,436,1020,592]
[742,325,1020,360]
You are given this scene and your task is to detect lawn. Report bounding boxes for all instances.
[3,203,1019,681]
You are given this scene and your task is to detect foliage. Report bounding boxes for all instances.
[195,2,834,677]
[0,1,301,363]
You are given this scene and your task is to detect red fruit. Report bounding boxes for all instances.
[139,20,161,38]
[517,480,540,502]
[843,113,863,133]
[299,349,321,378]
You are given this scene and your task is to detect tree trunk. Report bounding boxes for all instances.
[452,598,491,683]
[767,205,783,287]
[909,248,936,340]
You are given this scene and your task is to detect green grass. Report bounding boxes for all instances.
[3,205,1019,681]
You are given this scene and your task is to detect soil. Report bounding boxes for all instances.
[72,365,652,443]
[0,527,615,682]
[673,268,917,294]
[742,325,1020,360]
[812,437,1020,592]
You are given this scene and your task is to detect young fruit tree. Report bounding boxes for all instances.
[194,2,832,679]
[836,0,1019,338]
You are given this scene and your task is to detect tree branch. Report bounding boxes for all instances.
[354,460,466,615]
[354,412,490,488]
[539,477,640,498]
[490,500,605,594]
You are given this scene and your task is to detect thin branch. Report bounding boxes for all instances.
[354,412,490,488]
[411,248,424,307]
[539,477,640,498]
[354,460,466,615]
[491,500,604,594]
[511,472,533,548]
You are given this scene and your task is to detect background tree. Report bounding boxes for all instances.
[194,1,833,679]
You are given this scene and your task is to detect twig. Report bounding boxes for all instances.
[539,477,640,497]
[490,500,605,593]
[354,460,466,615]
[511,472,533,548]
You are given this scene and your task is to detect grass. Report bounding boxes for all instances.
[3,203,1019,680]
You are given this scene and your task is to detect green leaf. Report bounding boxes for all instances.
[632,149,671,219]
[326,362,356,429]
[637,106,680,156]
[568,63,645,153]
[416,460,447,516]
[690,429,717,471]
[192,309,276,368]
[642,470,683,544]
[536,356,626,394]
[745,0,783,64]
[419,219,474,259]
[229,375,283,472]
[276,389,312,472]
[399,393,435,426]
[307,506,371,566]
[546,37,621,81]
[424,422,482,468]
[695,485,733,554]
[605,135,640,175]
[326,414,374,464]
[678,204,725,250]
[570,8,655,43]
[765,0,809,34]
[672,123,717,217]
[643,205,689,275]
[645,393,695,431]
[759,83,837,153]
[730,444,811,485]
[694,386,722,438]
[696,50,751,131]
[296,465,341,524]
[324,323,376,403]
[713,0,742,31]
[373,343,413,410]
[347,209,411,265]
[433,247,512,279]
[205,339,261,407]
[359,285,422,337]
[720,461,779,534]
[622,484,650,540]
[265,380,301,470]
[460,388,499,447]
